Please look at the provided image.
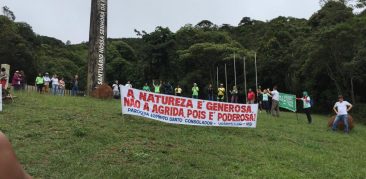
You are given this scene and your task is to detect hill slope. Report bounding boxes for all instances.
[0,92,366,178]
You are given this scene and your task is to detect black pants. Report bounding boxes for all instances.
[304,108,312,124]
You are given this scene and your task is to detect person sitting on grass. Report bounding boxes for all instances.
[332,95,353,133]
[0,132,32,179]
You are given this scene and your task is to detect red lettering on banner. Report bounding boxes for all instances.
[139,92,147,101]
[197,101,203,109]
[217,113,256,121]
[143,102,150,111]
[124,97,140,108]
[147,94,155,103]
[186,100,193,108]
[187,109,206,119]
[206,102,253,113]
[209,112,214,120]
[151,104,185,117]
[127,89,134,98]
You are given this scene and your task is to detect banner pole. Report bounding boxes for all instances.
[225,63,228,102]
[217,66,219,89]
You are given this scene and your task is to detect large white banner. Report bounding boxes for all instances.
[120,85,258,128]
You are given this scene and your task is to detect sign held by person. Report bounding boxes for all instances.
[279,93,297,112]
[120,85,258,128]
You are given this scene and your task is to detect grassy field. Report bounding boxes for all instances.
[0,92,366,178]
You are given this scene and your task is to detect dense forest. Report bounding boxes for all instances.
[0,1,366,116]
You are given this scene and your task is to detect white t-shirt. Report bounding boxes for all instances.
[112,84,119,91]
[271,90,279,101]
[334,101,351,115]
[51,78,59,85]
[125,83,132,88]
[302,96,311,109]
[43,76,51,84]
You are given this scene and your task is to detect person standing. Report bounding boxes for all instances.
[11,71,21,91]
[125,81,132,88]
[247,88,256,104]
[43,72,51,93]
[142,83,151,92]
[217,84,225,102]
[175,85,182,96]
[192,83,199,99]
[332,95,353,133]
[112,80,120,98]
[296,91,312,124]
[230,86,239,103]
[270,85,280,117]
[35,73,44,93]
[59,77,65,96]
[71,75,79,96]
[261,89,271,114]
[19,70,26,90]
[51,74,59,95]
[0,68,7,90]
[153,80,161,93]
[207,84,214,101]
[257,86,263,111]
[164,82,173,95]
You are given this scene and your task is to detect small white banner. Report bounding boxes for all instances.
[120,85,258,128]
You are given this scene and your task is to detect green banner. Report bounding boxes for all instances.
[279,93,297,112]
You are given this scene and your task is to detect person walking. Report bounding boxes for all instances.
[153,80,161,93]
[175,85,182,96]
[247,88,256,104]
[71,75,79,96]
[51,74,59,95]
[143,83,151,92]
[230,86,239,103]
[59,77,65,96]
[192,83,199,99]
[332,95,353,133]
[43,72,51,94]
[207,84,214,101]
[270,85,280,117]
[35,73,44,93]
[217,84,225,102]
[296,91,312,124]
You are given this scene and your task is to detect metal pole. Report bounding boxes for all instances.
[243,57,247,104]
[234,52,237,86]
[225,64,228,102]
[216,66,219,89]
[255,52,258,104]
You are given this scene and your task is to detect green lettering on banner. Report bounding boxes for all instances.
[279,93,296,112]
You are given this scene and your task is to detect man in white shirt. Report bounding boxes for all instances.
[125,81,132,88]
[112,80,120,98]
[43,72,51,93]
[332,95,353,133]
[270,85,280,117]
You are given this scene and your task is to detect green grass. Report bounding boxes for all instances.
[1,92,366,178]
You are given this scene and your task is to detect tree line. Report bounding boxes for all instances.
[0,1,365,116]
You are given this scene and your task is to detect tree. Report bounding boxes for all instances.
[2,6,15,21]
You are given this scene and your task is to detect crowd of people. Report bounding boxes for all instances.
[35,73,79,96]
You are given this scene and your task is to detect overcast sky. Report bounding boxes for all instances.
[1,0,321,44]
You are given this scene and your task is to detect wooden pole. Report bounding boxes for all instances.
[87,0,108,95]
